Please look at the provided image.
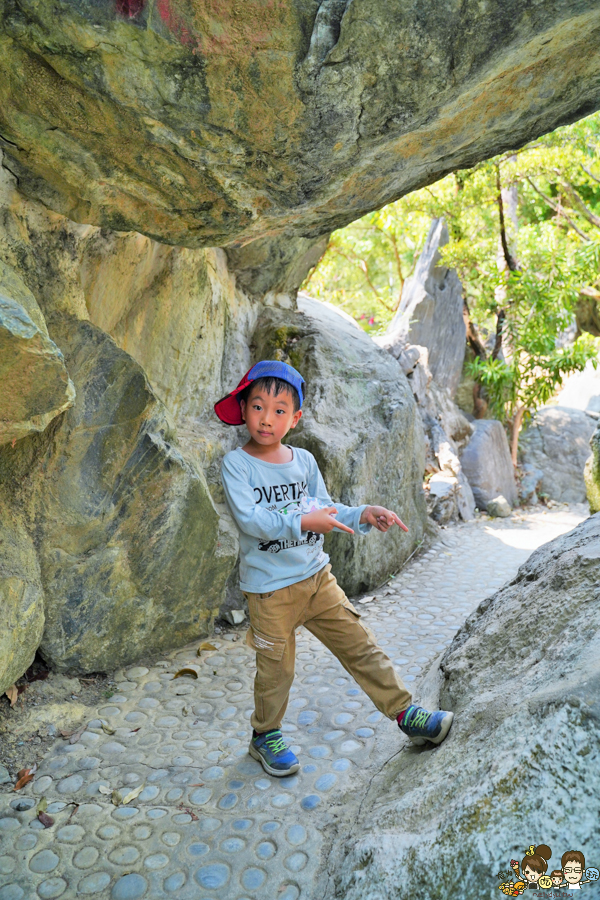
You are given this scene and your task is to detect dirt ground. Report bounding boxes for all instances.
[0,656,115,791]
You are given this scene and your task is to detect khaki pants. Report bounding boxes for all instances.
[244,564,412,734]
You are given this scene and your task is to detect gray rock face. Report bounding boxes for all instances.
[519,406,596,503]
[0,3,599,252]
[585,422,600,514]
[460,419,518,509]
[0,261,75,446]
[377,219,466,397]
[0,501,45,694]
[29,316,235,673]
[252,294,428,595]
[333,513,600,900]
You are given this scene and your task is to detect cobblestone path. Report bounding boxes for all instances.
[0,506,586,900]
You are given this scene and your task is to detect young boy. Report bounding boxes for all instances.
[215,359,453,776]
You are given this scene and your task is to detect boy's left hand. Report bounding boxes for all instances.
[360,506,409,532]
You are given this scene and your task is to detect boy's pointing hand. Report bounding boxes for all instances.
[301,507,354,535]
[361,506,409,533]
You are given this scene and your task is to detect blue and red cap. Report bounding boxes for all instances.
[214,360,305,426]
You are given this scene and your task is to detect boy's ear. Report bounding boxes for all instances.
[290,409,302,429]
[239,398,246,422]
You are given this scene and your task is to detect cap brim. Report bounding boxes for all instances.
[214,382,250,425]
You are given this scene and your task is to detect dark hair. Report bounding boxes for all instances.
[550,872,563,880]
[523,846,552,876]
[240,376,301,413]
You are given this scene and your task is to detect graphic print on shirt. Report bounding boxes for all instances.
[253,482,327,556]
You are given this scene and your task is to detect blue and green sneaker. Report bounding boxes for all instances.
[398,705,454,746]
[249,729,300,777]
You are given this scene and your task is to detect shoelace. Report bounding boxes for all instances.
[264,732,287,754]
[406,706,432,729]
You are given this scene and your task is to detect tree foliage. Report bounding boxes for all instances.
[304,112,600,458]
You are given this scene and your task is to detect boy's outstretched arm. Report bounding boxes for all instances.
[360,506,409,532]
[301,507,355,535]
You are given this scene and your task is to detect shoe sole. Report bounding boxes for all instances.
[408,711,454,746]
[248,742,300,777]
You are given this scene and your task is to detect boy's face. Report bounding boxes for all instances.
[563,863,583,885]
[240,384,302,446]
[551,876,562,886]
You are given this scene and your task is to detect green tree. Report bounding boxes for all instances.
[304,112,600,462]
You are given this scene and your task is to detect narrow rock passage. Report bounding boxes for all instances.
[0,506,586,900]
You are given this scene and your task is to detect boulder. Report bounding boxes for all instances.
[333,514,600,900]
[0,502,45,694]
[251,293,428,596]
[26,316,235,674]
[0,260,75,445]
[519,406,596,503]
[519,463,544,505]
[584,421,600,514]
[460,419,517,510]
[377,219,466,397]
[0,2,599,251]
[486,495,511,517]
[423,412,475,522]
[426,473,461,525]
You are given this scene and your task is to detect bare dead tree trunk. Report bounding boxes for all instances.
[510,405,525,466]
[496,165,519,274]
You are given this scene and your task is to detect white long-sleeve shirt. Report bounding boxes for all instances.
[221,446,369,592]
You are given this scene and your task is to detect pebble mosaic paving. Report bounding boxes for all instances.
[0,506,586,900]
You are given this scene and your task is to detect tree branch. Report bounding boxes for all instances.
[559,179,600,230]
[525,177,590,241]
[462,297,487,359]
[329,246,395,312]
[582,164,600,186]
[492,308,506,361]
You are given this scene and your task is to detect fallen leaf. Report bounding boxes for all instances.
[182,706,189,717]
[98,785,112,795]
[36,797,48,814]
[129,727,141,734]
[111,790,122,807]
[60,723,87,743]
[122,784,145,805]
[101,722,116,735]
[38,812,54,828]
[197,642,218,655]
[14,769,35,791]
[173,666,200,679]
[189,783,205,787]
[67,804,79,821]
[5,685,18,708]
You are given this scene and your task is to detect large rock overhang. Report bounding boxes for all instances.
[0,0,599,250]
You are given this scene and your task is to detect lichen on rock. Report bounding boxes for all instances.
[24,316,235,673]
[0,260,75,446]
[0,501,45,694]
